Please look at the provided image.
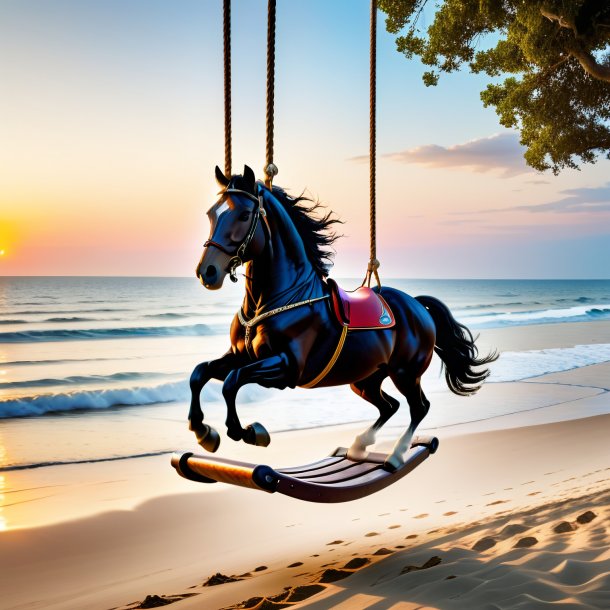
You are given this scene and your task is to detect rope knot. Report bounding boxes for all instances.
[367,258,380,272]
[264,163,278,184]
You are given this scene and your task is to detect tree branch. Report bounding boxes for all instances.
[568,45,610,83]
[540,8,576,31]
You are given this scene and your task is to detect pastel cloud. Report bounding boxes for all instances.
[513,183,610,214]
[351,133,532,178]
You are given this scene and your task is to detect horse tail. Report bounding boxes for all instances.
[415,295,498,396]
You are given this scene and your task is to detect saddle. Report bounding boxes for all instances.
[326,278,395,330]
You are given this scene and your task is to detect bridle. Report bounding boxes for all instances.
[204,187,267,282]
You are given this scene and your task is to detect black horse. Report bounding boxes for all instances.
[190,166,497,469]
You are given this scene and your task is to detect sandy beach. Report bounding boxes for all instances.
[1,323,610,609]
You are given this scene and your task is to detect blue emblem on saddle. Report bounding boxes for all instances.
[379,305,392,325]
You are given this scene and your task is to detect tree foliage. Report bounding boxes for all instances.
[378,0,610,173]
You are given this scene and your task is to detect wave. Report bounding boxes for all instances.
[0,451,173,472]
[0,371,178,390]
[2,356,139,367]
[0,323,215,343]
[44,316,97,323]
[0,379,263,418]
[144,312,200,319]
[557,296,594,303]
[489,343,610,382]
[459,301,525,311]
[462,304,610,329]
[0,319,28,325]
[0,308,132,316]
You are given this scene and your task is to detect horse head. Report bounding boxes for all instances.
[196,165,268,290]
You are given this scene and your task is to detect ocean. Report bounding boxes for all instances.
[1,277,610,472]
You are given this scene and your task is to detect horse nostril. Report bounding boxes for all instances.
[205,265,217,279]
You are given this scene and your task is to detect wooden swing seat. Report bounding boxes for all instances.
[171,435,438,503]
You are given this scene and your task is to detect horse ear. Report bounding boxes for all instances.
[243,165,256,192]
[215,165,230,187]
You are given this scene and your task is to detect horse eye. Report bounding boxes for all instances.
[238,211,250,222]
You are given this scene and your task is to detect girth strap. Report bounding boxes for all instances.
[299,325,348,389]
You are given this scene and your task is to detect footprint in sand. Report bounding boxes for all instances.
[443,511,457,516]
[203,573,243,586]
[414,513,429,519]
[405,534,418,539]
[553,521,574,534]
[499,523,529,538]
[342,557,370,569]
[373,548,394,556]
[472,537,496,552]
[514,536,538,548]
[576,510,596,524]
[253,566,268,572]
[236,583,326,609]
[378,512,390,516]
[317,568,353,583]
[133,593,198,608]
[521,480,535,485]
[388,524,401,529]
[486,500,508,506]
[401,556,442,574]
[326,540,343,545]
[527,492,541,496]
[395,545,406,549]
[365,532,380,537]
[287,562,303,568]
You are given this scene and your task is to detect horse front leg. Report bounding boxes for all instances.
[189,351,238,452]
[222,353,292,446]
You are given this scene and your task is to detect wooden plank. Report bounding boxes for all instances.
[171,437,439,503]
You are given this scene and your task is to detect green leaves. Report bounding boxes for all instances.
[380,0,610,173]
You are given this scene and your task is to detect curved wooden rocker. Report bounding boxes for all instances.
[171,435,439,503]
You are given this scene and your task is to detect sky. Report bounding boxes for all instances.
[0,0,609,279]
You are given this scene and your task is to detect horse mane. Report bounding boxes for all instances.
[269,185,342,278]
[225,174,341,278]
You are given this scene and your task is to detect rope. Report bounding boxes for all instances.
[223,0,232,176]
[364,0,381,289]
[264,0,278,188]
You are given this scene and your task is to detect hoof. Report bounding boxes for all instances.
[226,427,243,442]
[346,446,369,462]
[243,422,271,447]
[383,454,404,472]
[192,423,221,453]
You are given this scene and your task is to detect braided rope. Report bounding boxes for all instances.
[365,0,381,288]
[264,0,278,188]
[223,0,232,177]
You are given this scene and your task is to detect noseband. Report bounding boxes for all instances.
[204,187,267,283]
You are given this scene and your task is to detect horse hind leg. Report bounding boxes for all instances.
[385,373,430,471]
[347,370,400,461]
